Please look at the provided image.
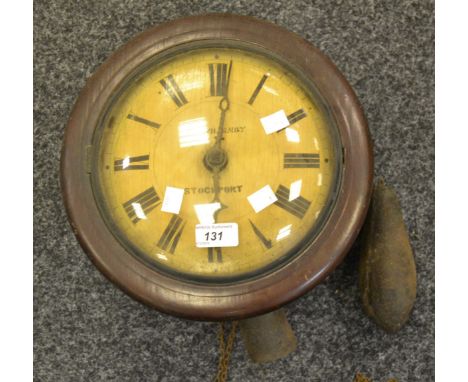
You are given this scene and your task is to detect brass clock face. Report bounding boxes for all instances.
[62,15,372,319]
[92,43,341,282]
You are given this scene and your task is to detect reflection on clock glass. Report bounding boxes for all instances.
[91,42,342,283]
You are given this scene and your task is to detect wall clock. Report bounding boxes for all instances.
[61,14,373,321]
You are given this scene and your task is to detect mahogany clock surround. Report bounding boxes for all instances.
[61,14,373,320]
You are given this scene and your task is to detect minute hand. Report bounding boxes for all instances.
[214,60,233,148]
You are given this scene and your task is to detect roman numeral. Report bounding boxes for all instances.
[247,74,269,105]
[208,247,222,263]
[287,109,307,125]
[160,74,188,107]
[284,153,320,168]
[209,63,228,96]
[123,187,160,224]
[127,114,160,129]
[274,184,311,219]
[114,154,149,171]
[249,220,272,249]
[157,215,185,254]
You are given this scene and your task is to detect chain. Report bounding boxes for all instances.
[215,321,238,382]
[354,373,398,382]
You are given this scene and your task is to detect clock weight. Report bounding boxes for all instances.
[358,179,417,332]
[239,308,297,363]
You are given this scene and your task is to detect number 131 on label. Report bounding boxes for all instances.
[195,223,239,248]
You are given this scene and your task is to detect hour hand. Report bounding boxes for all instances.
[211,170,228,215]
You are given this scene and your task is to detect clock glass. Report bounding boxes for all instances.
[91,42,342,282]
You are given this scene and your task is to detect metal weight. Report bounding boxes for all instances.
[240,308,297,363]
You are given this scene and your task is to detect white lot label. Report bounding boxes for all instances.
[195,223,239,248]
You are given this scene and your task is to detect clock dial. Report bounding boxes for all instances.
[92,45,341,281]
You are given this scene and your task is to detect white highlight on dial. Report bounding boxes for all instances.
[161,186,184,214]
[247,185,278,213]
[285,127,300,143]
[178,117,210,148]
[276,224,292,241]
[180,80,204,92]
[317,173,323,186]
[289,179,303,201]
[263,84,278,96]
[194,202,221,224]
[122,156,130,169]
[155,253,168,261]
[131,203,147,220]
[260,109,290,134]
[314,137,319,150]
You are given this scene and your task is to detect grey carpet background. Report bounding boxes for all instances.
[34,1,434,381]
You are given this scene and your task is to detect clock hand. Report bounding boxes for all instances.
[214,60,233,148]
[203,60,233,216]
[211,169,226,221]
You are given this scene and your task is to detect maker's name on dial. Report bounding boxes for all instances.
[184,185,243,195]
[207,126,245,134]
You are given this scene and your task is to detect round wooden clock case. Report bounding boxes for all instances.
[61,14,373,320]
